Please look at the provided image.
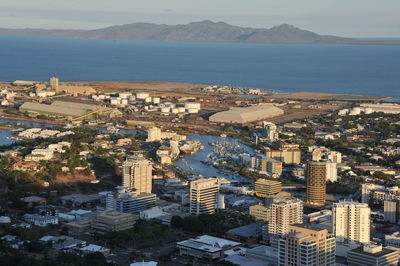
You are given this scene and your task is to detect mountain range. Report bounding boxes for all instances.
[0,20,397,44]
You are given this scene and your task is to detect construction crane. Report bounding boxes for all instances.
[66,108,119,122]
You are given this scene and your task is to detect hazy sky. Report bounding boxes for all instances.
[1,0,399,37]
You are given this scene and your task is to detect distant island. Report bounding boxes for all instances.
[1,20,398,45]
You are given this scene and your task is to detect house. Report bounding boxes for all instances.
[11,161,39,172]
[23,213,58,227]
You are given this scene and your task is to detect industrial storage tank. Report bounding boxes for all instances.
[110,97,120,105]
[121,99,128,105]
[119,92,132,98]
[184,102,201,110]
[152,97,161,104]
[364,107,373,114]
[187,108,199,114]
[160,107,170,113]
[136,92,149,100]
[349,107,361,115]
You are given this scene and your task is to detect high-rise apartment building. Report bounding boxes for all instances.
[262,121,279,142]
[122,156,153,194]
[255,179,281,198]
[306,161,327,206]
[333,201,370,244]
[326,151,342,164]
[325,161,338,182]
[278,224,336,266]
[265,149,301,164]
[266,197,303,236]
[189,178,220,215]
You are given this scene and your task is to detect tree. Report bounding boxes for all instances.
[170,215,184,228]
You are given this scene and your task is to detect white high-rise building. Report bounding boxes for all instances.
[190,178,220,215]
[325,161,338,182]
[266,197,303,236]
[333,201,370,244]
[122,156,153,194]
[325,151,342,164]
[146,127,162,142]
[262,121,279,142]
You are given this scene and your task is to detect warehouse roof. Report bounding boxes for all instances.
[20,102,88,117]
[209,104,283,123]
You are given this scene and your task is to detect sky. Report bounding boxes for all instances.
[0,0,399,38]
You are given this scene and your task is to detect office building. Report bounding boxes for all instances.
[177,235,241,260]
[91,210,137,233]
[106,190,156,214]
[190,178,220,215]
[262,121,279,142]
[361,184,400,205]
[333,201,370,244]
[249,204,269,222]
[255,179,281,198]
[385,232,400,248]
[122,156,153,194]
[278,224,336,266]
[347,243,399,266]
[306,161,327,206]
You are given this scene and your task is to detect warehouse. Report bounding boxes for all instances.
[209,104,284,124]
[19,101,110,118]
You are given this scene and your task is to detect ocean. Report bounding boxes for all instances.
[1,35,399,100]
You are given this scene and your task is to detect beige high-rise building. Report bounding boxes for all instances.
[278,224,336,266]
[122,156,153,194]
[262,121,279,142]
[306,161,327,206]
[333,201,370,244]
[190,178,220,215]
[49,76,59,90]
[265,149,301,164]
[255,179,281,198]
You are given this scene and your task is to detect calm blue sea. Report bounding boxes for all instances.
[1,35,399,100]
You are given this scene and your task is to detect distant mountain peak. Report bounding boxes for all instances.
[0,21,361,44]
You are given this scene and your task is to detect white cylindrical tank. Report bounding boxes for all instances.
[171,108,179,114]
[217,195,225,209]
[184,102,201,110]
[110,97,120,105]
[136,92,149,100]
[364,107,373,114]
[350,107,361,115]
[145,97,152,103]
[152,97,160,104]
[161,107,170,113]
[187,108,199,114]
[119,92,132,98]
[178,107,186,113]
